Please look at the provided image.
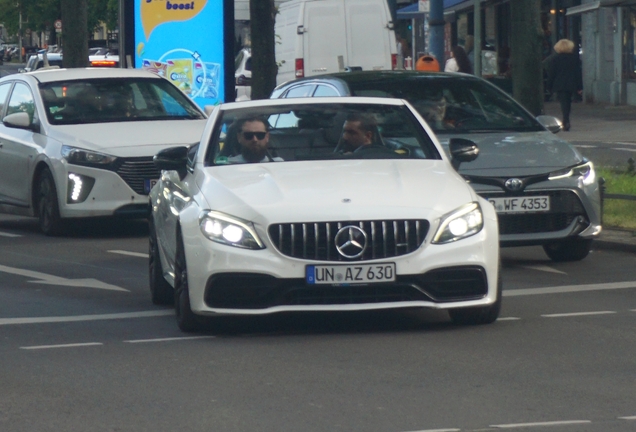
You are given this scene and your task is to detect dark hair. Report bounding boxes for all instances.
[452,46,472,74]
[235,116,269,132]
[345,113,377,134]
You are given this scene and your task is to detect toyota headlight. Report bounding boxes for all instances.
[199,211,264,249]
[62,145,117,166]
[548,161,596,186]
[432,202,484,244]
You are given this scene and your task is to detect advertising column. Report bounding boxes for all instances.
[133,0,230,107]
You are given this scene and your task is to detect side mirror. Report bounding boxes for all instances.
[449,138,479,170]
[536,115,562,134]
[18,68,26,73]
[3,112,39,132]
[153,146,189,180]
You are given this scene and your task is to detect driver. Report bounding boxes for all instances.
[416,91,455,131]
[338,113,380,153]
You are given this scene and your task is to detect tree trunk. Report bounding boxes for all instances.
[61,0,89,68]
[510,0,543,116]
[250,0,277,100]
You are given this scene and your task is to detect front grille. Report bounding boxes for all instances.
[479,190,588,235]
[268,219,430,261]
[113,157,161,196]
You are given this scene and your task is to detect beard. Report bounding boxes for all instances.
[242,145,268,163]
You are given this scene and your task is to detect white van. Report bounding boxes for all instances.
[275,0,398,85]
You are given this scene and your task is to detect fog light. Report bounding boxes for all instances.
[67,173,95,203]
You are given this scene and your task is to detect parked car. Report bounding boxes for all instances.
[149,97,501,332]
[234,47,251,101]
[20,52,63,72]
[89,48,120,68]
[0,68,208,235]
[271,71,602,261]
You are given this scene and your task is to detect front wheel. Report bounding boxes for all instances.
[448,275,502,325]
[543,238,593,262]
[174,229,203,332]
[36,168,64,236]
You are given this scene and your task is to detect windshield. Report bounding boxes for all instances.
[348,77,544,134]
[207,102,442,165]
[40,78,205,125]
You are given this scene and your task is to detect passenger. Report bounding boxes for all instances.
[228,117,283,163]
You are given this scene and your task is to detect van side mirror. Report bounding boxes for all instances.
[449,138,479,170]
[154,146,189,180]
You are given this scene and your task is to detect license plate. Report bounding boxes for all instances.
[306,263,396,285]
[144,179,158,194]
[488,196,550,213]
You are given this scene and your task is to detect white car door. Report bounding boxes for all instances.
[0,82,41,206]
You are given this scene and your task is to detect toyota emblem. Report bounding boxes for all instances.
[334,226,367,259]
[504,178,524,191]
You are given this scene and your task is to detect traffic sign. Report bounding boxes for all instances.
[54,20,62,30]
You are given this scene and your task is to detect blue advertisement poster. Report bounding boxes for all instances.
[133,0,225,107]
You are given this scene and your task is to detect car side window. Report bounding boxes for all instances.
[6,82,36,123]
[284,85,314,98]
[0,82,12,117]
[313,85,339,97]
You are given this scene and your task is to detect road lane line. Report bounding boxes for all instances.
[0,231,21,237]
[0,264,129,291]
[402,429,460,432]
[124,336,216,343]
[108,250,149,258]
[0,310,173,325]
[490,420,591,428]
[618,416,636,420]
[20,342,103,350]
[497,317,521,321]
[520,265,567,275]
[542,311,616,318]
[504,281,636,297]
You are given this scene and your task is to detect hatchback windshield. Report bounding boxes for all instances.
[347,77,544,134]
[209,102,442,165]
[40,78,205,125]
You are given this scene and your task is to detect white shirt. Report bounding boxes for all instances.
[444,57,459,72]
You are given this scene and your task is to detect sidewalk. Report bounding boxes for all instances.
[544,100,636,143]
[543,100,636,252]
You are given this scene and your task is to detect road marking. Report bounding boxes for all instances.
[614,142,636,146]
[497,317,521,321]
[615,148,636,152]
[520,265,567,275]
[504,281,636,297]
[108,250,149,258]
[124,336,215,343]
[574,144,597,148]
[0,231,21,237]
[542,311,616,318]
[20,342,103,350]
[490,420,591,428]
[0,310,173,325]
[618,416,636,420]
[0,264,129,291]
[402,429,460,432]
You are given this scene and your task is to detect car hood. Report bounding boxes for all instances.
[199,160,477,223]
[436,131,584,177]
[48,120,207,157]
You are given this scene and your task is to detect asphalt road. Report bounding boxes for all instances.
[1,215,636,432]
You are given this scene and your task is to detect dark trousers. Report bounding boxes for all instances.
[556,91,573,124]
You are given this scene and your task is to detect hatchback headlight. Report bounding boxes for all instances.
[548,161,596,186]
[62,145,117,166]
[432,202,484,244]
[199,211,264,249]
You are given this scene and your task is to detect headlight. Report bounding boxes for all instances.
[432,202,484,244]
[548,161,596,186]
[199,211,265,250]
[62,145,117,166]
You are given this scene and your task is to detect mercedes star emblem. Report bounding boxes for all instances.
[334,225,367,259]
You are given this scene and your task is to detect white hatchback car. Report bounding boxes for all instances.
[0,68,208,234]
[149,97,501,332]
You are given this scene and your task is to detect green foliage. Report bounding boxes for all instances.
[598,167,636,230]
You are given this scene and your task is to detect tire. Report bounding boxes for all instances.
[174,229,202,332]
[36,168,64,236]
[449,274,502,326]
[149,217,174,305]
[543,238,593,262]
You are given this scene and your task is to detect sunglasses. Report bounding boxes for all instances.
[241,131,267,140]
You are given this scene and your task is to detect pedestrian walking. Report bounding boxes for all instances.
[546,39,582,131]
[444,46,472,74]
